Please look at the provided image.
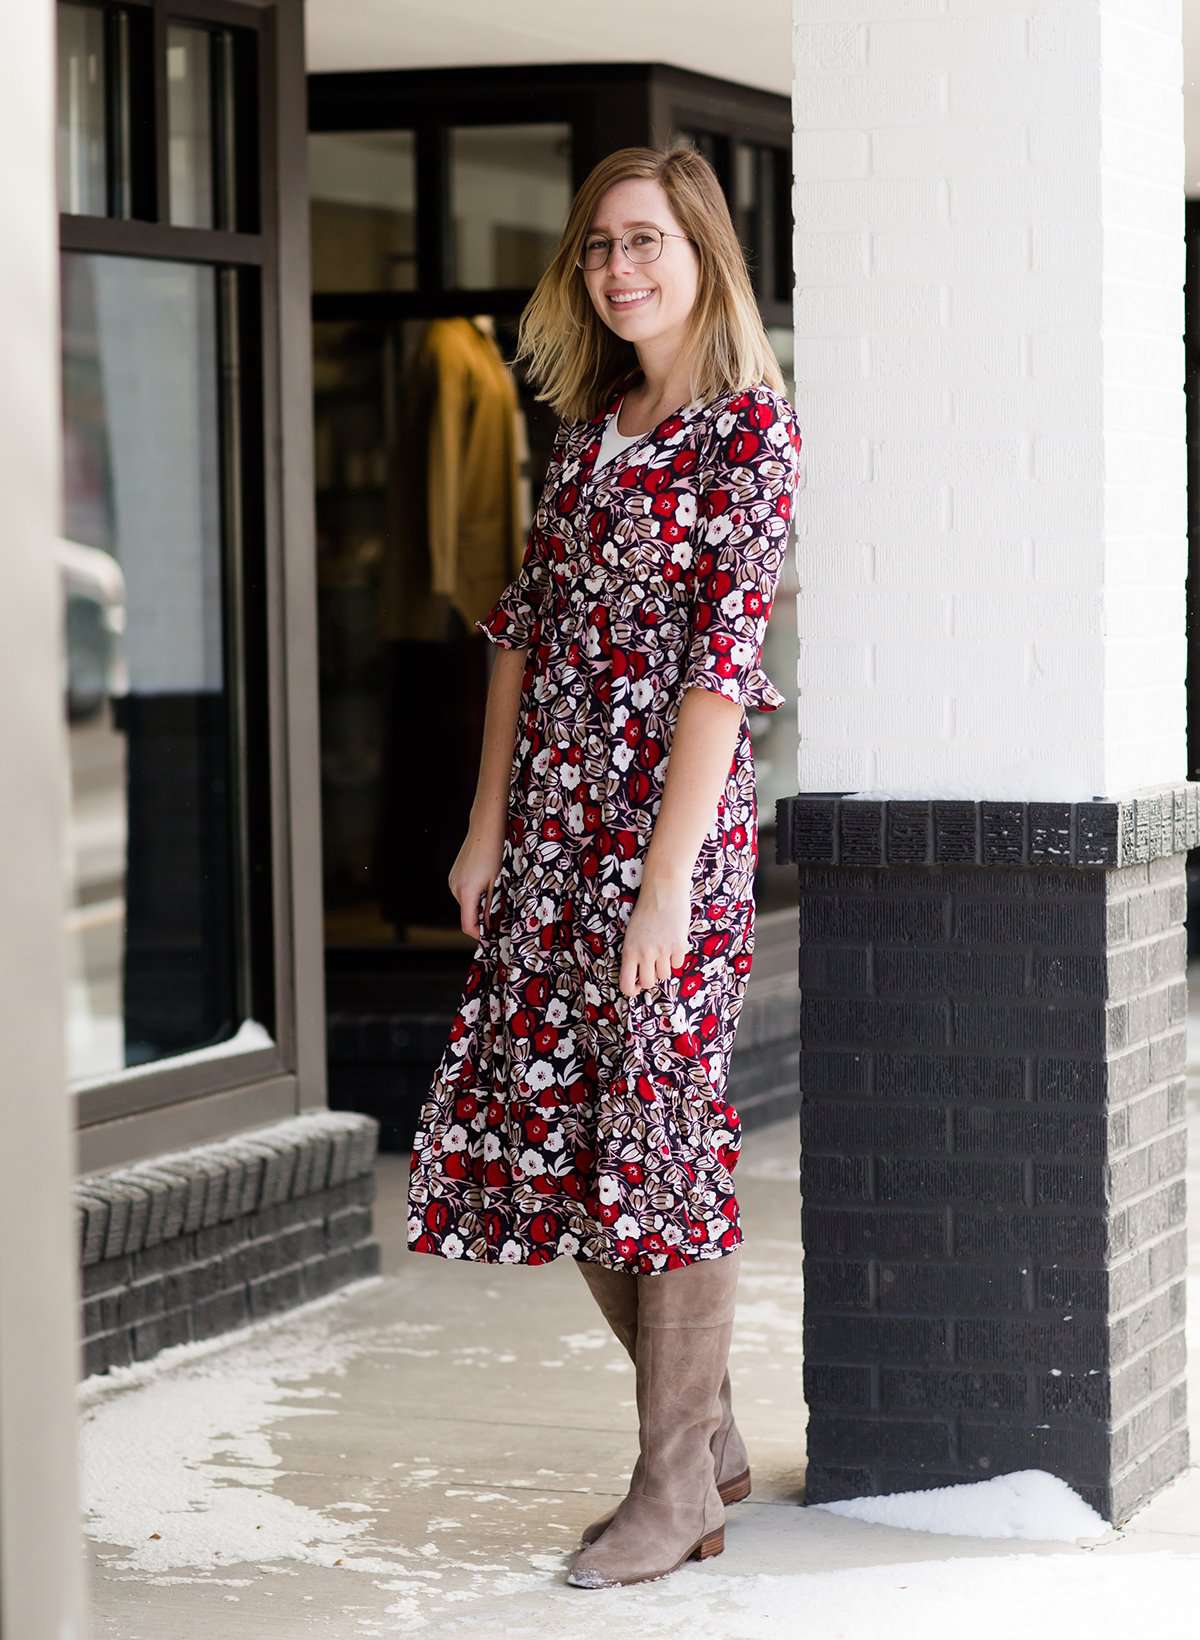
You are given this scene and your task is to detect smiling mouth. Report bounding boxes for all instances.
[606,288,655,308]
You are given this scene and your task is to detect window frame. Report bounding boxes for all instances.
[59,0,324,1159]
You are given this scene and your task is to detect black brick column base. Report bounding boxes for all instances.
[777,786,1193,1524]
[75,1111,382,1378]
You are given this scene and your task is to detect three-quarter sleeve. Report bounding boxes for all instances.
[475,420,570,650]
[681,388,803,713]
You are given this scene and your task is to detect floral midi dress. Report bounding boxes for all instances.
[406,375,804,1276]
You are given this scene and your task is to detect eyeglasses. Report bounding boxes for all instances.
[576,227,692,271]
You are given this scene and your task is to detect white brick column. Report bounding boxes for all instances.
[784,0,1193,1525]
[792,0,1186,803]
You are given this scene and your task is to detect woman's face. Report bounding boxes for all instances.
[580,176,700,355]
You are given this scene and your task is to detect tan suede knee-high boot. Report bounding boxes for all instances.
[567,1247,741,1588]
[575,1255,751,1545]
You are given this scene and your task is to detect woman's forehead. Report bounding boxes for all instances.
[589,177,678,231]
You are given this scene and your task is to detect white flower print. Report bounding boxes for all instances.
[614,1214,642,1240]
[499,1239,524,1262]
[518,1148,546,1178]
[443,1124,467,1152]
[619,857,643,888]
[630,677,655,709]
[612,741,635,772]
[705,513,734,545]
[560,762,581,791]
[526,1060,556,1090]
[558,1232,580,1255]
[441,1232,464,1258]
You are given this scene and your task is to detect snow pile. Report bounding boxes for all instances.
[812,1468,1107,1542]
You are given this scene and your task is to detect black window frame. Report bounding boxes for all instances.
[60,0,324,1156]
[307,62,792,330]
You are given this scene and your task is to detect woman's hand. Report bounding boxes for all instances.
[449,825,504,940]
[619,872,692,999]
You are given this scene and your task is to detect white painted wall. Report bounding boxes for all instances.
[0,0,87,1632]
[792,0,1188,803]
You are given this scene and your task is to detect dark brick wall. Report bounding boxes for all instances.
[795,855,1189,1523]
[76,1111,382,1378]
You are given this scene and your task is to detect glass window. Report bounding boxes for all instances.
[167,22,213,228]
[60,252,244,1081]
[673,127,720,170]
[312,314,559,951]
[734,140,761,264]
[449,124,571,288]
[57,3,107,216]
[309,132,417,292]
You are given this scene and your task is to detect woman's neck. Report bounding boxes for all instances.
[620,340,696,432]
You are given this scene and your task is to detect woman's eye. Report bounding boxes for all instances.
[585,237,608,253]
[631,233,655,246]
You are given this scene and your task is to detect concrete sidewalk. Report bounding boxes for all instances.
[81,1009,1200,1638]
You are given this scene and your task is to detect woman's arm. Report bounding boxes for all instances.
[450,646,527,939]
[455,420,573,936]
[619,687,742,997]
[618,387,803,999]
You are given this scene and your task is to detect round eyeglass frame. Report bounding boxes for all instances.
[576,227,692,271]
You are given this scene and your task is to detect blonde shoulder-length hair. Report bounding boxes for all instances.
[514,144,785,424]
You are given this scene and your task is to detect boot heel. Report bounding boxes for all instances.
[718,1468,751,1506]
[692,1525,725,1561]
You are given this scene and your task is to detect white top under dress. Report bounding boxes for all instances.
[594,398,645,471]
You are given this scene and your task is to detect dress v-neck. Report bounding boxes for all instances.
[579,377,704,491]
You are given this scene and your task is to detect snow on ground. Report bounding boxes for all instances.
[812,1469,1107,1542]
[410,1554,1200,1640]
[78,1279,426,1578]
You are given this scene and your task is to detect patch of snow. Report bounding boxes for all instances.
[77,1286,448,1576]
[813,1469,1107,1542]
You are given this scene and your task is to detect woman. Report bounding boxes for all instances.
[406,143,803,1588]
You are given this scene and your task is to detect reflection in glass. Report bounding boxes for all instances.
[167,23,213,228]
[60,253,242,1080]
[312,315,558,948]
[449,124,571,287]
[309,132,417,292]
[57,3,107,216]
